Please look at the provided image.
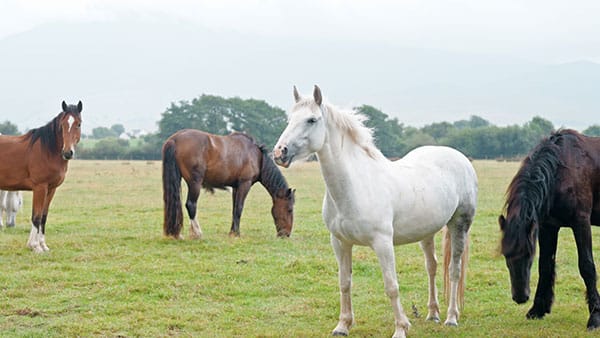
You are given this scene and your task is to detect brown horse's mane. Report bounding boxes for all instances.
[502,129,580,257]
[27,111,65,154]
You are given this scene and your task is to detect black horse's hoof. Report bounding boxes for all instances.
[526,307,547,320]
[587,312,600,330]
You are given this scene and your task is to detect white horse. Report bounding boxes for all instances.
[273,86,478,338]
[0,190,23,228]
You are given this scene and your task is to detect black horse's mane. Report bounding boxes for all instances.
[502,129,581,257]
[229,131,289,196]
[27,111,65,154]
[258,144,290,196]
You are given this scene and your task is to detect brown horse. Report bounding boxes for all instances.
[499,129,600,330]
[162,129,295,239]
[0,101,82,252]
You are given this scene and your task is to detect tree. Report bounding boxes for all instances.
[92,126,118,139]
[421,122,455,141]
[0,121,19,135]
[111,124,125,136]
[453,115,490,129]
[158,94,288,147]
[355,105,406,157]
[583,125,600,136]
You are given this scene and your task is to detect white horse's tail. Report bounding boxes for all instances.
[442,226,469,309]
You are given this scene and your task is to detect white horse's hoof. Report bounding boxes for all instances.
[392,329,407,338]
[29,245,44,253]
[444,320,458,327]
[332,330,348,336]
[426,315,440,323]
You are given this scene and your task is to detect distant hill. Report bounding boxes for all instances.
[0,19,598,133]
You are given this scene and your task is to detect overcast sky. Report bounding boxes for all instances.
[2,0,600,64]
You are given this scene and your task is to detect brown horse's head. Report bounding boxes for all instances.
[60,101,82,160]
[272,188,295,237]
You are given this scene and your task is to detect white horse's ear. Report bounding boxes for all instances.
[293,86,301,103]
[313,85,322,105]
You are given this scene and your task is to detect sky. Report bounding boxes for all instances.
[3,0,600,64]
[2,0,600,133]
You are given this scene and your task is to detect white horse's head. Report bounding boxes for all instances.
[273,85,328,167]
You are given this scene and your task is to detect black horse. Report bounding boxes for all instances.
[499,129,600,330]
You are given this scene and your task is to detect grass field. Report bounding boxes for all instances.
[1,159,600,337]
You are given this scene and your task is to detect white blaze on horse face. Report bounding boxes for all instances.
[67,115,75,132]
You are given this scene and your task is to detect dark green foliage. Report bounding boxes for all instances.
[0,120,19,135]
[583,124,600,136]
[158,94,287,148]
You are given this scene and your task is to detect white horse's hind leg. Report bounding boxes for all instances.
[189,219,202,239]
[372,238,411,338]
[331,236,354,336]
[27,225,43,253]
[444,215,472,326]
[420,236,440,322]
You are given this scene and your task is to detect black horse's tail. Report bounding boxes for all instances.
[501,130,571,256]
[162,139,183,238]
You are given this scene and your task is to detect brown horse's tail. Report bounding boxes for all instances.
[443,226,469,309]
[162,140,183,238]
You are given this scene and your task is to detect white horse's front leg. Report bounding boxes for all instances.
[331,235,354,336]
[372,238,411,338]
[420,236,440,322]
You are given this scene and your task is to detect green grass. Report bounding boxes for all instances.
[1,160,599,337]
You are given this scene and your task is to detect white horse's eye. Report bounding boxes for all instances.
[307,117,318,124]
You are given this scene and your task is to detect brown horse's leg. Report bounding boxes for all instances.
[185,178,203,239]
[27,186,48,253]
[38,188,56,251]
[230,181,251,237]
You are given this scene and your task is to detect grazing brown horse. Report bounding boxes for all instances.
[0,101,82,252]
[162,129,295,239]
[499,129,600,330]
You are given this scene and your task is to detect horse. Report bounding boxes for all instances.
[499,129,600,330]
[0,101,82,252]
[0,190,23,227]
[273,86,477,338]
[162,129,295,239]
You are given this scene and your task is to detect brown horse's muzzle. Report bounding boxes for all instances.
[62,149,74,160]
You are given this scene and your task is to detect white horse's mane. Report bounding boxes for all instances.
[293,98,383,159]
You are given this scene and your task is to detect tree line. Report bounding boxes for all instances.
[2,94,600,160]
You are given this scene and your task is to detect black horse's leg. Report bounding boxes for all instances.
[229,181,251,237]
[572,223,600,330]
[527,224,559,319]
[184,175,203,239]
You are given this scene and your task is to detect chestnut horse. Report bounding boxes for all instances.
[500,129,600,330]
[162,129,295,239]
[0,101,82,252]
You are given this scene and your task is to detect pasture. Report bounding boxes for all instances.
[0,160,598,337]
